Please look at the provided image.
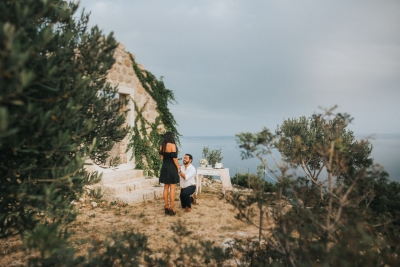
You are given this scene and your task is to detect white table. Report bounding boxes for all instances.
[196,167,233,195]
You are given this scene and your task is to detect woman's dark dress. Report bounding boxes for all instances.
[159,151,179,184]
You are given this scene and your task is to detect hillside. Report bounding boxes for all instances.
[1,182,264,266]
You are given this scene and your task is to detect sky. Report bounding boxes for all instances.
[77,0,400,137]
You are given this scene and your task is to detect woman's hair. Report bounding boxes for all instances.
[160,132,177,152]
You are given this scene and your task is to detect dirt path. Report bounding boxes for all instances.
[1,185,261,266]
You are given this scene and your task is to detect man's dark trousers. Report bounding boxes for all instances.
[180,185,196,208]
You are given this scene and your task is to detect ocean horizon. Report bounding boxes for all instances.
[178,134,400,183]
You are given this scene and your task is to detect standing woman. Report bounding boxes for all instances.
[159,132,180,215]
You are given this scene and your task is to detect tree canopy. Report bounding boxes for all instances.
[0,0,128,238]
[234,107,400,266]
[276,110,373,183]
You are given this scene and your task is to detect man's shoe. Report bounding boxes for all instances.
[184,207,191,212]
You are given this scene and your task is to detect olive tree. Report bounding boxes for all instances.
[0,0,128,240]
[231,107,399,266]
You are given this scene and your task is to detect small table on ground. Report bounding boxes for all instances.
[196,167,233,195]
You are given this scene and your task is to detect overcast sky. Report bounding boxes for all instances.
[78,0,400,136]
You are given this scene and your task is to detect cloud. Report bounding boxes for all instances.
[308,43,400,93]
[78,0,400,135]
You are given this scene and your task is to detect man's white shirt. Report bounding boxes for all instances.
[180,164,196,188]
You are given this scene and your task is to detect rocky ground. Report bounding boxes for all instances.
[1,179,271,266]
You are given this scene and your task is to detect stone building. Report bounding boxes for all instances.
[88,44,165,204]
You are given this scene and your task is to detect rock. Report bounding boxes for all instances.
[91,202,98,208]
[79,198,85,203]
[221,238,235,250]
[124,59,130,67]
[118,43,125,50]
[237,231,247,237]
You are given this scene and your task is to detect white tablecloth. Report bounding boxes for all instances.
[196,167,233,194]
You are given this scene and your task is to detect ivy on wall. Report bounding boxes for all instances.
[127,54,180,177]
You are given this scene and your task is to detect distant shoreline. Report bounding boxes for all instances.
[181,133,400,138]
[179,135,400,183]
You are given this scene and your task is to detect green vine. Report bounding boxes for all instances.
[127,54,180,177]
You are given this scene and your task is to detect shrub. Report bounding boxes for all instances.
[202,146,223,166]
[233,107,400,266]
[0,0,128,242]
[232,173,276,193]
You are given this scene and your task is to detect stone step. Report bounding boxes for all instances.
[102,186,164,205]
[99,169,144,184]
[101,177,159,195]
[89,168,165,205]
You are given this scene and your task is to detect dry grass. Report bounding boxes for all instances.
[0,186,263,266]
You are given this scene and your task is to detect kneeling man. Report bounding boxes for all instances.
[179,154,196,212]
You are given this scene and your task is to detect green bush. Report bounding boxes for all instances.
[232,173,276,193]
[234,107,400,266]
[202,146,224,166]
[0,0,128,242]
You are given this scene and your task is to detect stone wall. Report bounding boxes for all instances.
[107,44,161,125]
[107,95,129,164]
[104,43,164,167]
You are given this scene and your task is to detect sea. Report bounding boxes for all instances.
[178,134,400,183]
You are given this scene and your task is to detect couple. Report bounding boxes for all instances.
[159,132,197,216]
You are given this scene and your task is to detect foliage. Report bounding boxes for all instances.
[231,172,276,193]
[84,230,152,267]
[0,0,128,242]
[161,220,230,266]
[202,146,223,166]
[127,54,180,177]
[127,101,163,176]
[25,223,85,267]
[366,167,400,254]
[233,107,400,266]
[366,165,400,217]
[275,106,373,183]
[24,221,230,266]
[130,55,179,136]
[25,229,150,267]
